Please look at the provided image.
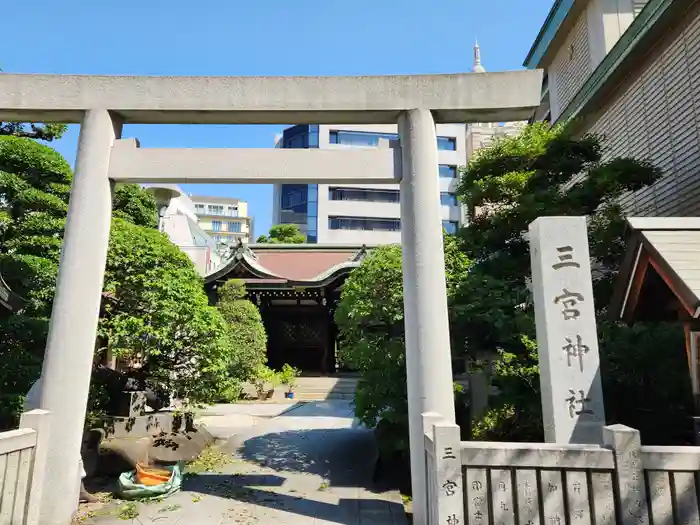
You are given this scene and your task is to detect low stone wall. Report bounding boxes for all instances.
[424,412,700,525]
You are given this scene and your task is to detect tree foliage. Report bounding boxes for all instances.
[0,133,224,428]
[335,238,470,456]
[99,219,236,405]
[112,184,158,228]
[0,136,73,427]
[457,123,692,443]
[0,136,72,313]
[215,279,268,383]
[256,224,305,244]
[0,122,68,142]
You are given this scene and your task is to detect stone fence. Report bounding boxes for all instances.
[424,411,700,525]
[0,410,50,525]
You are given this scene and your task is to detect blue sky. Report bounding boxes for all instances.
[4,0,552,236]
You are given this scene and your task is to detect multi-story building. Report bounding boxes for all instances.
[270,44,528,245]
[189,196,253,245]
[524,0,700,217]
[272,123,467,244]
[466,121,528,159]
[144,184,223,275]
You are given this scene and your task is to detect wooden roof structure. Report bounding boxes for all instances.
[0,272,26,312]
[611,217,700,323]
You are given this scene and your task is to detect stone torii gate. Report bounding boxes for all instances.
[0,71,541,524]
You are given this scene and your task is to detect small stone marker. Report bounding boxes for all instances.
[529,216,605,444]
[433,421,464,525]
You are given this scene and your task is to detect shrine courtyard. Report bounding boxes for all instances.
[74,400,407,525]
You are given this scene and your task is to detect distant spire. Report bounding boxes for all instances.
[472,40,486,73]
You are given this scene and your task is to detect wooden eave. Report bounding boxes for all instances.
[611,219,700,323]
[0,273,26,312]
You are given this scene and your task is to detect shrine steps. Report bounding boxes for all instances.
[292,376,358,401]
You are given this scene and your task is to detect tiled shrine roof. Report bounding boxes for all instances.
[204,243,373,287]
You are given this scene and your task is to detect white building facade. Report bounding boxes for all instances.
[143,184,222,275]
[272,123,467,244]
[189,195,253,245]
[270,45,519,245]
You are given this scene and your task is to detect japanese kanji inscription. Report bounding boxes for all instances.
[529,216,606,444]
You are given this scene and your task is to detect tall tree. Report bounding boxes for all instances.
[215,279,268,382]
[456,123,691,443]
[256,224,306,244]
[97,219,237,408]
[335,238,470,459]
[0,134,235,428]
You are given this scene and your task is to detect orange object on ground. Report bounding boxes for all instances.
[135,463,171,486]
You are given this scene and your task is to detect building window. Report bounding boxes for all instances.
[442,220,459,234]
[328,216,401,232]
[328,187,400,203]
[227,222,241,233]
[437,137,457,151]
[215,235,223,242]
[211,221,222,232]
[282,124,319,150]
[330,129,457,151]
[439,165,457,179]
[440,193,458,206]
[195,204,205,213]
[227,206,239,217]
[329,130,399,147]
[207,205,224,215]
[280,184,308,211]
[307,185,318,243]
[309,125,319,148]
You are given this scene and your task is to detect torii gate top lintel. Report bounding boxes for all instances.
[0,70,543,125]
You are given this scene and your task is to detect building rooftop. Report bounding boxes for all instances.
[0,272,25,312]
[611,217,700,322]
[189,195,242,205]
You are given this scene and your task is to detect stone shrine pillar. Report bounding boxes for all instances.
[529,216,606,444]
[399,109,457,524]
[38,109,119,524]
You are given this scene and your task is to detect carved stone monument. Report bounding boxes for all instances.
[529,216,606,444]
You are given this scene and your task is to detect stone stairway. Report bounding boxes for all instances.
[292,375,358,401]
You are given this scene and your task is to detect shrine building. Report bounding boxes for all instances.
[204,242,373,374]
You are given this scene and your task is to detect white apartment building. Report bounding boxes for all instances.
[190,195,254,245]
[272,122,468,245]
[143,184,222,275]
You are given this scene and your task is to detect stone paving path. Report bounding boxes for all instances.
[76,401,407,524]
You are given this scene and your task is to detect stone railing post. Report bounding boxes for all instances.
[603,424,649,525]
[468,370,489,420]
[19,409,51,525]
[425,414,464,525]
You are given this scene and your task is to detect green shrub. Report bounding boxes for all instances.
[279,363,301,393]
[101,219,235,406]
[335,240,470,457]
[215,280,268,382]
[252,364,280,399]
[217,382,244,403]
